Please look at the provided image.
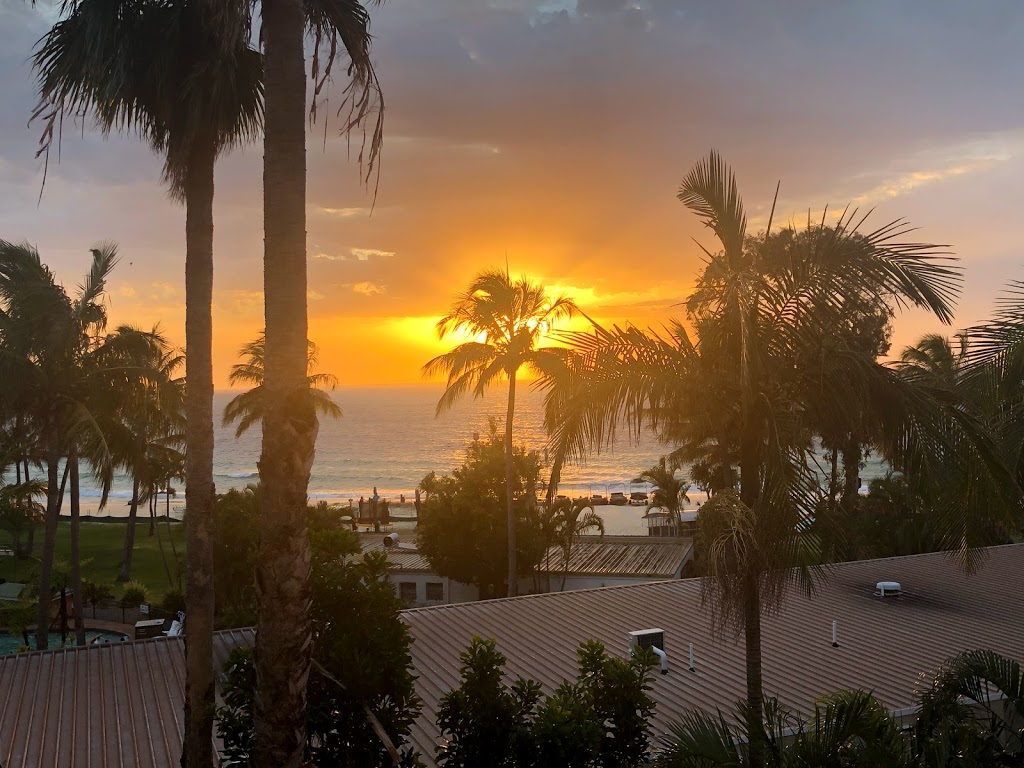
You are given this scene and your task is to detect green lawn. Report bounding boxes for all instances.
[0,520,185,601]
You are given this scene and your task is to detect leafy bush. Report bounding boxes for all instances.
[437,637,656,768]
[217,529,420,767]
[416,422,547,598]
[160,588,186,616]
[119,580,149,622]
[81,581,115,619]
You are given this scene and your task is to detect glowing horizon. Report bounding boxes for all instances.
[2,1,1022,388]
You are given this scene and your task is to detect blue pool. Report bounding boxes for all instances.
[0,630,128,655]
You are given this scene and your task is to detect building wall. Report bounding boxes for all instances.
[387,572,479,608]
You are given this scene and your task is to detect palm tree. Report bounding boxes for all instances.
[657,689,909,767]
[540,151,1017,767]
[254,1,384,763]
[34,7,261,759]
[101,329,184,582]
[541,497,604,591]
[634,457,690,528]
[424,269,578,597]
[915,649,1024,766]
[0,242,122,651]
[223,332,341,437]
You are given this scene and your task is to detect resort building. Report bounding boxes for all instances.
[360,532,694,606]
[2,545,1022,767]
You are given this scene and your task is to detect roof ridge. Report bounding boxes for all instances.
[398,543,1024,616]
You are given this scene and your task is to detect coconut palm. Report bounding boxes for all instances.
[424,269,578,598]
[634,457,690,526]
[541,497,604,591]
[100,330,184,582]
[541,151,1017,767]
[0,241,122,651]
[254,2,384,763]
[34,6,261,758]
[223,332,341,438]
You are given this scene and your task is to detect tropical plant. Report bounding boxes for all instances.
[254,0,384,757]
[217,524,420,767]
[0,479,45,580]
[98,329,185,582]
[914,649,1024,766]
[0,241,146,651]
[657,689,910,768]
[119,580,149,623]
[424,269,578,597]
[540,151,1017,767]
[633,457,690,525]
[213,485,262,626]
[223,332,341,437]
[34,4,261,757]
[81,580,115,619]
[437,637,655,768]
[416,424,547,598]
[540,498,604,591]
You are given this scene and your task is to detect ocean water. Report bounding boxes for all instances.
[56,385,888,516]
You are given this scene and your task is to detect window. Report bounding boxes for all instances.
[426,582,444,602]
[399,582,418,603]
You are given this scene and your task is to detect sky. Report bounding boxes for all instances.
[1,0,1023,387]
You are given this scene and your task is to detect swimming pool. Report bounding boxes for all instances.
[0,630,128,655]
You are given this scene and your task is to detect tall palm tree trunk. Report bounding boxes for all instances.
[842,437,861,504]
[181,136,217,768]
[118,475,141,582]
[70,449,85,646]
[23,459,36,558]
[742,573,765,767]
[505,372,518,597]
[166,487,182,591]
[254,1,317,763]
[154,494,174,589]
[740,432,766,768]
[35,419,62,650]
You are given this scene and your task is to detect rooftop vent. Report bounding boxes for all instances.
[629,628,669,675]
[875,581,902,597]
[383,533,400,547]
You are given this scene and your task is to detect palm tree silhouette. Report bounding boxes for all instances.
[542,151,1016,766]
[223,332,341,438]
[425,269,578,596]
[34,7,260,755]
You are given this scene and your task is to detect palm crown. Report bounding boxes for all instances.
[424,269,579,414]
[540,150,1018,767]
[223,333,341,438]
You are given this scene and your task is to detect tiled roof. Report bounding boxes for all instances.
[0,628,254,768]
[538,536,692,578]
[401,544,1024,763]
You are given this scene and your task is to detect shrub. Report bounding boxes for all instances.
[119,581,149,623]
[160,588,186,617]
[81,581,115,619]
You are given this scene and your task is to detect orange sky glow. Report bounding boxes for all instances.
[2,1,1023,388]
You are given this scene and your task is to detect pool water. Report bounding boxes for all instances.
[0,630,128,655]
